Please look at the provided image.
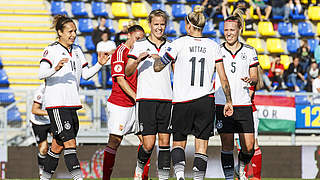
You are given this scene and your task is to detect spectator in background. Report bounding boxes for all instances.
[287,56,307,92]
[96,29,116,57]
[270,0,290,22]
[313,71,320,104]
[253,0,272,21]
[315,41,320,67]
[92,16,111,48]
[233,0,255,30]
[268,56,285,90]
[306,61,319,92]
[288,0,302,14]
[115,22,129,46]
[202,0,228,20]
[297,39,311,73]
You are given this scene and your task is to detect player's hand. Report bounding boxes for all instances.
[241,77,253,84]
[150,54,160,60]
[137,52,149,63]
[98,52,110,65]
[55,58,68,71]
[223,102,233,117]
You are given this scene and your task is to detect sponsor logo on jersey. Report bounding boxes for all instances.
[216,120,223,129]
[64,121,71,130]
[43,50,48,57]
[114,64,122,73]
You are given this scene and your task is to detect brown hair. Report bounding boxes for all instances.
[225,8,244,29]
[51,15,75,37]
[148,9,168,24]
[185,5,206,29]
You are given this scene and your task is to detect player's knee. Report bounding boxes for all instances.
[143,142,155,152]
[63,138,76,149]
[51,143,64,154]
[107,135,122,150]
[158,134,170,146]
[39,145,48,155]
[138,145,153,164]
[238,150,254,165]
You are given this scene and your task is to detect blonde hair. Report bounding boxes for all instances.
[186,5,206,29]
[148,9,168,24]
[225,8,244,29]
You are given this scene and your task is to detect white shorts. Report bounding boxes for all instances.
[107,102,138,136]
[234,111,259,139]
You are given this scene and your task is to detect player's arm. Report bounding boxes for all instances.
[116,76,136,100]
[82,51,109,80]
[317,88,320,93]
[125,52,149,77]
[31,102,48,116]
[153,54,167,72]
[39,58,68,80]
[241,50,259,86]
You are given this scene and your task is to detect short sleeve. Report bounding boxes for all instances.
[127,41,141,60]
[163,40,178,62]
[40,47,55,68]
[249,48,259,68]
[213,43,223,63]
[111,49,125,77]
[33,84,45,104]
[96,42,103,52]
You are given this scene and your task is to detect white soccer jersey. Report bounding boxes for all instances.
[215,42,259,106]
[127,38,172,101]
[40,42,89,109]
[30,84,50,125]
[164,35,222,103]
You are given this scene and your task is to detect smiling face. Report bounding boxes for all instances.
[224,21,241,46]
[58,22,77,48]
[149,16,166,39]
[127,30,145,47]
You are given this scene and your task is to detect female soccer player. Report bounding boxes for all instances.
[125,9,173,180]
[215,8,259,180]
[39,15,109,180]
[102,24,148,180]
[152,5,233,180]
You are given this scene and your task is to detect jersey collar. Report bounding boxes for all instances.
[57,41,73,54]
[187,35,206,38]
[223,42,243,59]
[146,36,166,52]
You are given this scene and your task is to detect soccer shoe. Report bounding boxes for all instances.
[134,172,143,180]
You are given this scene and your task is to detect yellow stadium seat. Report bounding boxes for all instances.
[242,21,256,36]
[112,2,129,17]
[308,6,320,20]
[258,21,276,36]
[302,0,316,4]
[246,38,264,53]
[280,55,290,70]
[227,0,238,2]
[250,6,265,20]
[139,19,151,34]
[258,55,270,70]
[118,19,130,31]
[132,3,148,18]
[317,23,320,36]
[266,38,284,53]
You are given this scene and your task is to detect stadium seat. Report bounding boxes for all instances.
[80,77,95,89]
[242,21,256,36]
[105,19,115,33]
[139,19,151,34]
[266,38,284,53]
[118,19,130,31]
[203,21,216,36]
[219,21,224,35]
[78,18,93,33]
[112,2,129,17]
[0,87,14,105]
[308,39,320,53]
[250,6,265,20]
[92,1,108,17]
[258,55,271,70]
[209,36,220,44]
[295,95,311,105]
[290,6,306,20]
[7,106,22,123]
[51,1,68,16]
[179,20,187,35]
[186,0,199,2]
[167,0,180,2]
[280,55,290,70]
[71,1,88,17]
[317,23,320,36]
[278,22,295,36]
[172,4,187,18]
[132,3,148,18]
[246,38,264,53]
[0,69,9,87]
[98,70,112,88]
[165,20,176,35]
[286,39,300,53]
[92,53,98,65]
[85,36,95,51]
[152,3,165,11]
[308,6,320,21]
[298,22,315,36]
[258,21,276,36]
[167,36,177,41]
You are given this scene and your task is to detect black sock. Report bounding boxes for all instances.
[136,145,153,174]
[38,153,46,173]
[64,148,82,180]
[158,146,170,180]
[193,153,208,180]
[42,148,60,179]
[238,150,254,165]
[221,151,234,180]
[171,147,185,180]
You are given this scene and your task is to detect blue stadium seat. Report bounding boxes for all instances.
[152,3,165,11]
[203,21,216,36]
[167,0,180,2]
[172,4,187,18]
[272,15,284,20]
[298,22,315,36]
[278,22,295,36]
[92,1,108,17]
[286,39,300,53]
[92,53,98,65]
[98,70,112,88]
[308,39,320,53]
[219,21,224,35]
[78,18,94,33]
[71,1,88,17]
[295,95,311,105]
[165,20,176,35]
[179,20,187,35]
[0,87,15,105]
[7,106,22,123]
[0,69,9,87]
[85,36,95,51]
[105,19,115,33]
[210,36,220,44]
[80,77,95,88]
[167,36,178,42]
[290,6,306,20]
[186,0,200,2]
[51,1,68,16]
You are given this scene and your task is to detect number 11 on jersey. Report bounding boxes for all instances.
[190,57,205,87]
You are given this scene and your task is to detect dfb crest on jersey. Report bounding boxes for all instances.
[75,52,79,58]
[114,64,122,73]
[216,120,223,129]
[241,53,247,60]
[64,121,71,130]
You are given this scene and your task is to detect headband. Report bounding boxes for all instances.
[186,15,202,29]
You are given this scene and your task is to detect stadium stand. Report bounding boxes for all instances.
[266,38,284,53]
[287,39,300,54]
[132,3,148,18]
[308,38,319,53]
[172,4,187,18]
[258,55,271,70]
[85,35,95,51]
[179,20,187,35]
[78,18,94,33]
[50,0,67,16]
[92,1,108,17]
[298,22,315,37]
[111,2,129,17]
[165,20,177,35]
[280,55,290,70]
[71,1,88,17]
[152,3,166,11]
[278,22,295,37]
[139,19,151,34]
[317,23,320,36]
[258,21,276,36]
[203,21,216,36]
[307,6,320,21]
[246,38,264,53]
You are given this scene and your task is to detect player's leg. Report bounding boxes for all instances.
[135,135,155,180]
[172,140,187,180]
[251,111,261,179]
[103,134,123,180]
[194,138,208,180]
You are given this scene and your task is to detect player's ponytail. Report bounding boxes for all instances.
[52,15,75,37]
[186,5,205,29]
[225,8,244,30]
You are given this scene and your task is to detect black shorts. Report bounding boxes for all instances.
[171,95,215,141]
[31,123,51,144]
[215,105,254,133]
[47,108,79,142]
[137,100,172,136]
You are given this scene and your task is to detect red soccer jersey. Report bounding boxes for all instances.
[108,43,137,107]
[249,86,257,112]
